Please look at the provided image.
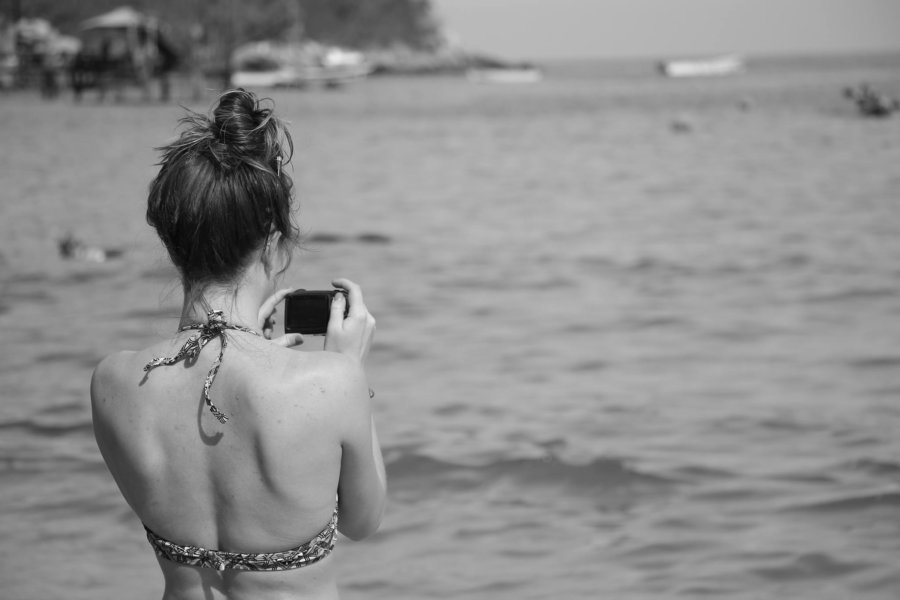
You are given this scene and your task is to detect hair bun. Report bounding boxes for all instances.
[147,88,299,291]
[211,89,275,160]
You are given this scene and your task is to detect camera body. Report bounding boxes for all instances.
[284,289,347,335]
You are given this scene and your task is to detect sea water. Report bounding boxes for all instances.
[1,53,899,599]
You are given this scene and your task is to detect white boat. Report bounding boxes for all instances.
[658,54,744,78]
[466,67,543,84]
[231,42,371,88]
[231,62,371,88]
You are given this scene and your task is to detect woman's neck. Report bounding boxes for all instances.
[179,283,268,332]
[178,250,281,332]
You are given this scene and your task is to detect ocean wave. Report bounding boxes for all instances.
[623,315,691,330]
[0,417,94,439]
[57,269,119,285]
[614,256,695,276]
[4,272,48,285]
[373,340,429,362]
[39,400,85,415]
[35,350,104,370]
[846,458,900,476]
[568,359,608,372]
[618,539,717,558]
[577,252,818,280]
[804,287,898,304]
[455,520,543,542]
[756,417,825,433]
[385,452,672,494]
[0,272,57,328]
[305,232,392,245]
[561,322,604,335]
[867,385,900,398]
[670,464,739,480]
[121,307,179,320]
[23,486,122,516]
[437,273,577,291]
[0,450,102,474]
[847,356,900,370]
[752,552,871,581]
[786,490,900,513]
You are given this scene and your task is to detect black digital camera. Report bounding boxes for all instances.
[284,289,348,335]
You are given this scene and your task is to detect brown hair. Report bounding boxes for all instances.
[147,89,299,298]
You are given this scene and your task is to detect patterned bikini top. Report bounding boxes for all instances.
[144,507,338,571]
[143,311,338,570]
[144,310,259,424]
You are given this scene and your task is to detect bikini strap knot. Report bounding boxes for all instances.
[200,548,228,571]
[143,310,259,424]
[203,309,228,334]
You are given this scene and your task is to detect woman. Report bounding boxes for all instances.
[91,89,386,600]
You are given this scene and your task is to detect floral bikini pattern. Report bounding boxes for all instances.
[145,508,338,571]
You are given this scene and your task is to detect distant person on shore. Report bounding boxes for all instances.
[844,82,900,117]
[57,232,123,262]
[90,89,385,599]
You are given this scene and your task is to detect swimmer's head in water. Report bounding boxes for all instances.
[146,89,300,295]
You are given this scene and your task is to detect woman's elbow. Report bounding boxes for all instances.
[339,497,386,541]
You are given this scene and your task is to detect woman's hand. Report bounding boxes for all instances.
[258,287,304,348]
[324,278,375,363]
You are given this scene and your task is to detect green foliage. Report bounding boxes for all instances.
[298,0,443,50]
[1,0,444,50]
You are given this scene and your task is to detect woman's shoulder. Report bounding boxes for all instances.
[93,335,182,371]
[266,347,368,403]
[90,340,178,400]
[236,347,370,442]
[91,349,137,391]
[89,350,143,429]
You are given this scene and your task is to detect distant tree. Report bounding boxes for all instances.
[0,0,443,49]
[297,0,443,50]
[0,0,298,43]
[0,0,122,32]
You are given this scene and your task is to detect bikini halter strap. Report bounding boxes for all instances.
[143,310,260,424]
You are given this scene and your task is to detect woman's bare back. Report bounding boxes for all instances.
[92,332,375,599]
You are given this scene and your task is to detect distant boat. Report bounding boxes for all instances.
[658,54,744,78]
[231,42,371,88]
[466,66,543,84]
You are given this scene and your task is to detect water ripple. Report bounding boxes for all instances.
[752,552,871,581]
[386,452,674,495]
[786,491,900,513]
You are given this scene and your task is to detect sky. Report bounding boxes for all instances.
[430,0,900,60]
